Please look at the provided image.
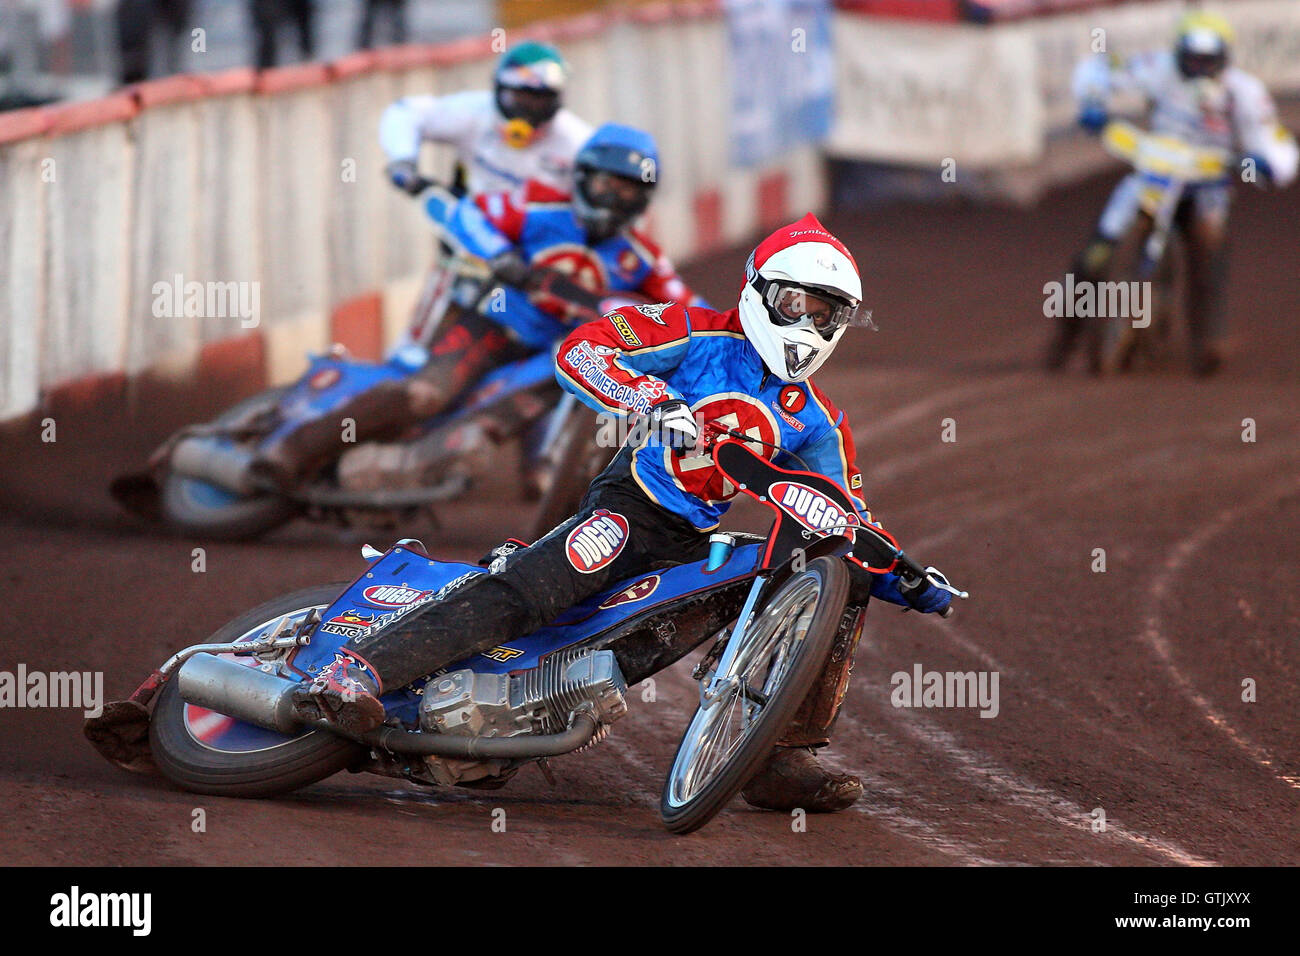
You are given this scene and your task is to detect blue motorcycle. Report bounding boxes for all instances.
[87,428,966,833]
[110,184,622,542]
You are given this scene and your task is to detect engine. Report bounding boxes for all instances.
[416,648,629,786]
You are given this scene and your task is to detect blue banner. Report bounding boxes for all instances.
[726,0,835,167]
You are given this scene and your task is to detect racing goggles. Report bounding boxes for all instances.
[581,170,653,217]
[498,86,561,128]
[753,275,864,340]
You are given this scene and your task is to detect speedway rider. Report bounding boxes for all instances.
[251,123,706,490]
[294,215,956,814]
[380,40,593,197]
[1045,9,1297,375]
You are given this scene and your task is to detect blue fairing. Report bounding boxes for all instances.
[260,351,558,452]
[263,355,412,447]
[191,540,761,751]
[294,539,763,718]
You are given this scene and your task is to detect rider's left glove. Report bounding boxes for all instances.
[1078,102,1108,135]
[899,576,953,614]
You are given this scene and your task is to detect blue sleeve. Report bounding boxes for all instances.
[444,197,513,260]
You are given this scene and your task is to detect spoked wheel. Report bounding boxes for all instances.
[660,556,849,834]
[149,584,364,798]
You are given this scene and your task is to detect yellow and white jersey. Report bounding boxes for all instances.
[1073,50,1298,187]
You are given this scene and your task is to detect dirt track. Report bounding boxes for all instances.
[1,172,1297,866]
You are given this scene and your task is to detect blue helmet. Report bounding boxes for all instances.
[572,124,660,242]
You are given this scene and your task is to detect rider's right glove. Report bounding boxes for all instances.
[648,399,699,451]
[386,158,429,195]
[488,250,533,288]
[1077,102,1108,135]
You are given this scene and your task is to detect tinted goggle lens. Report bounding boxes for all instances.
[584,171,651,215]
[500,87,560,124]
[766,284,856,337]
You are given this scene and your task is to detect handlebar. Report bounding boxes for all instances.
[697,424,969,618]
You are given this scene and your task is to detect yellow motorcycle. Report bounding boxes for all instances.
[1090,119,1233,373]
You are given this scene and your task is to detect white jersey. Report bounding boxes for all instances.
[379,89,593,196]
[1073,50,1298,187]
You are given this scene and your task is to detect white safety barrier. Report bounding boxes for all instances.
[0,1,824,421]
[829,0,1300,168]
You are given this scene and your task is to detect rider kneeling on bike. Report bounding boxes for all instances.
[294,215,955,814]
[1047,10,1298,375]
[250,123,705,491]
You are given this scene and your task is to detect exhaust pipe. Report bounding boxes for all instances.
[175,653,601,757]
[170,436,258,495]
[176,654,302,734]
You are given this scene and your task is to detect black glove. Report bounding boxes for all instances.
[386,159,430,196]
[489,251,532,288]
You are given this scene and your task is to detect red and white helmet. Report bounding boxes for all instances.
[738,214,864,383]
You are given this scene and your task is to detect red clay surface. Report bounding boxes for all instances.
[1,173,1297,866]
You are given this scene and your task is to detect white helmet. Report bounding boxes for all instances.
[738,214,864,383]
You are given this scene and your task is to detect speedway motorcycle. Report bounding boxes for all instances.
[1088,119,1233,373]
[111,184,617,542]
[86,425,966,834]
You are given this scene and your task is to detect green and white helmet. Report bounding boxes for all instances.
[494,41,569,142]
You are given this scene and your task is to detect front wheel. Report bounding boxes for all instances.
[660,556,849,834]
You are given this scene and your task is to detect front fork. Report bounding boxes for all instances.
[698,573,770,710]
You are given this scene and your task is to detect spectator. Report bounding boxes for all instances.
[116,0,191,85]
[357,0,407,49]
[249,0,314,69]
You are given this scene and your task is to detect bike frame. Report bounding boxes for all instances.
[176,438,881,753]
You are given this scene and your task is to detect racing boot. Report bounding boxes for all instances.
[289,651,385,736]
[743,607,867,812]
[741,746,863,813]
[250,381,414,491]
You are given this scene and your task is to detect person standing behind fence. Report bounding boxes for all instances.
[116,0,191,84]
[249,0,315,68]
[357,0,407,49]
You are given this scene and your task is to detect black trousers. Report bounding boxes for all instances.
[250,0,314,68]
[347,455,709,690]
[357,0,408,48]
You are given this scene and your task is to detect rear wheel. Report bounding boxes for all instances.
[160,387,299,539]
[660,557,849,834]
[149,584,363,797]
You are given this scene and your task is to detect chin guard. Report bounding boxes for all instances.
[502,118,537,149]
